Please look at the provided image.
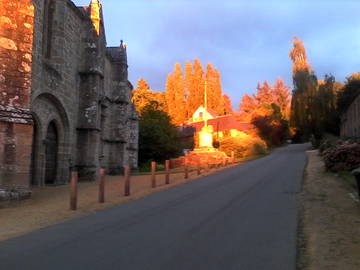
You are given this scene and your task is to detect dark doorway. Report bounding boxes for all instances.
[31,119,38,186]
[45,121,58,185]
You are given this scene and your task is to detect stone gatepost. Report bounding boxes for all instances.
[0,0,35,200]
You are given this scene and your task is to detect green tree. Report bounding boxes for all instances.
[315,75,341,135]
[337,73,360,115]
[138,102,183,165]
[289,37,319,141]
[252,104,289,146]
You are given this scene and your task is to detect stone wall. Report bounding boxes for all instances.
[1,0,139,200]
[341,94,360,138]
[0,0,34,199]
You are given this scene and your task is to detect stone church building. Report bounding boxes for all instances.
[0,0,138,199]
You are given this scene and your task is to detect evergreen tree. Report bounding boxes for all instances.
[138,102,182,165]
[315,75,340,135]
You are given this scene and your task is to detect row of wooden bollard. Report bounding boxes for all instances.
[69,161,171,211]
[151,160,171,188]
[70,152,236,211]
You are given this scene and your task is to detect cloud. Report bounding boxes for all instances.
[74,0,360,109]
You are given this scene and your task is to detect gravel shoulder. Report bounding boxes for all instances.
[0,166,229,242]
[298,150,360,270]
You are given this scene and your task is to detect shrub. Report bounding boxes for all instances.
[318,133,340,154]
[220,132,268,158]
[322,141,360,172]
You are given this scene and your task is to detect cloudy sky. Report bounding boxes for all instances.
[74,0,360,109]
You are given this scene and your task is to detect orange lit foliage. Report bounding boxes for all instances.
[165,59,227,125]
[238,79,291,146]
[219,132,267,158]
[239,78,291,122]
[223,94,233,115]
[132,78,166,115]
[165,63,187,125]
[289,37,311,73]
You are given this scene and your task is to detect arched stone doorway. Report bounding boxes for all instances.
[45,121,58,184]
[31,93,70,186]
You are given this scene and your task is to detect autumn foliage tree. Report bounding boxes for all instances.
[132,78,166,115]
[165,59,228,124]
[239,79,291,121]
[165,63,187,125]
[289,38,318,141]
[238,79,291,146]
[289,37,342,142]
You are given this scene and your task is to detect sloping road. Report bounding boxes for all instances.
[0,144,309,270]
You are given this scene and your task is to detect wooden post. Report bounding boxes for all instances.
[124,165,131,196]
[151,161,156,188]
[197,160,201,175]
[231,151,235,164]
[165,160,170,184]
[222,158,226,167]
[70,171,78,211]
[98,168,106,203]
[184,158,189,179]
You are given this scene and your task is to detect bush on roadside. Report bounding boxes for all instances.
[322,141,360,172]
[219,132,268,158]
[318,133,340,154]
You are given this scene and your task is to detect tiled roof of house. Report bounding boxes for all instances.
[179,115,254,137]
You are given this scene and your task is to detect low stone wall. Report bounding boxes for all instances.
[0,188,31,202]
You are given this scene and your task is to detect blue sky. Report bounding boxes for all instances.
[74,0,360,109]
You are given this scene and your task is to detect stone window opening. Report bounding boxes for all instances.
[44,120,58,185]
[42,0,55,59]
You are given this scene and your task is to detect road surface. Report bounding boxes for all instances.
[0,144,309,270]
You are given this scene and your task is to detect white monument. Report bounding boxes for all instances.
[196,80,216,151]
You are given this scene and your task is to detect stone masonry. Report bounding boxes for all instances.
[0,0,138,200]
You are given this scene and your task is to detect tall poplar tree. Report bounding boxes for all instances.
[289,37,319,140]
[223,94,233,115]
[165,63,187,125]
[186,58,205,116]
[206,64,224,114]
[165,59,228,124]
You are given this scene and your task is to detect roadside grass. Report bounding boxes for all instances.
[323,170,357,192]
[335,171,358,190]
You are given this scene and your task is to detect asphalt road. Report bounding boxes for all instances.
[0,144,309,270]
